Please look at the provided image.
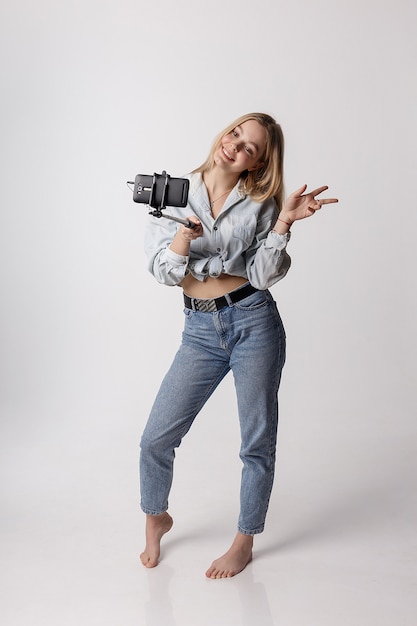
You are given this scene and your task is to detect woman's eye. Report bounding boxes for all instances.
[232,129,238,137]
[245,146,252,155]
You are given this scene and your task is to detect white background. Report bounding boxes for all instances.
[1,1,416,624]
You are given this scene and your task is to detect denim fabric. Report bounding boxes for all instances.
[140,288,286,535]
[144,172,291,290]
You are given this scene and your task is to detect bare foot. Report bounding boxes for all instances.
[140,512,173,568]
[205,532,253,579]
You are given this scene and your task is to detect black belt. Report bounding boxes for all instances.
[183,283,258,312]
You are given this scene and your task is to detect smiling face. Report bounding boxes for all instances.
[214,119,267,174]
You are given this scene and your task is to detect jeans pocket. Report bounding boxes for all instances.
[234,290,270,310]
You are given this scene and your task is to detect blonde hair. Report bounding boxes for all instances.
[193,112,285,210]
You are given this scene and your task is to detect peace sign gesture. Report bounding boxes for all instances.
[279,184,338,226]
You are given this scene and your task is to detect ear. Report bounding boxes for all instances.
[247,161,265,172]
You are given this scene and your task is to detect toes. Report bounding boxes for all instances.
[206,567,231,579]
[140,551,158,568]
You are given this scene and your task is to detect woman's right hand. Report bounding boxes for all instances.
[180,216,203,241]
[170,216,203,255]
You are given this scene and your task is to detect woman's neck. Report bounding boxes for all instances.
[202,169,239,198]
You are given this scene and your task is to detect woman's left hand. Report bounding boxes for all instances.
[279,184,338,225]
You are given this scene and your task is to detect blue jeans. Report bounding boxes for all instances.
[139,288,286,535]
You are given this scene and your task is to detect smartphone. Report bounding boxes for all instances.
[133,172,189,207]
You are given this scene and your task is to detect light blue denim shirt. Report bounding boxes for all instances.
[144,172,291,290]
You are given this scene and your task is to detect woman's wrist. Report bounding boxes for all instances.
[272,215,292,235]
[170,230,191,255]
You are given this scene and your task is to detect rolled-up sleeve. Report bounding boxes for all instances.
[245,229,291,290]
[144,215,189,286]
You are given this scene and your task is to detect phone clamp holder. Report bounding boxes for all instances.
[147,171,194,229]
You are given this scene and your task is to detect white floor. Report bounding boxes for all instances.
[1,403,416,626]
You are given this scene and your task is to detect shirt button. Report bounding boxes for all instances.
[212,272,218,277]
[213,226,218,231]
[216,248,221,252]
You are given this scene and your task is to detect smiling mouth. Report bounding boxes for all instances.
[222,147,235,161]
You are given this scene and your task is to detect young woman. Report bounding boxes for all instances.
[139,112,338,578]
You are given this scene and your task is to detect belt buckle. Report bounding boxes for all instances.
[195,298,217,313]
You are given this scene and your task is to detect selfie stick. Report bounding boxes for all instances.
[148,171,195,229]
